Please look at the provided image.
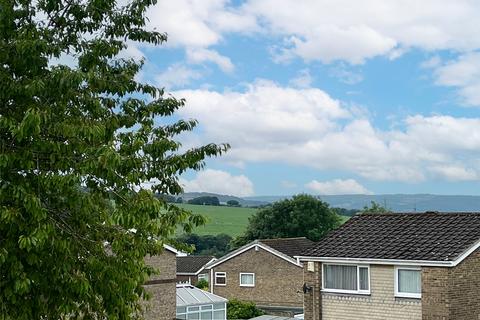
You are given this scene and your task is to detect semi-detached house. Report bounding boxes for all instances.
[297,212,480,320]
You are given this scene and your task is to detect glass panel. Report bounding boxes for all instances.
[177,306,187,313]
[359,267,369,290]
[213,303,225,310]
[177,314,187,320]
[215,276,226,285]
[324,265,357,290]
[187,313,199,320]
[188,306,200,312]
[398,269,421,293]
[240,274,254,285]
[201,305,213,310]
[198,273,208,281]
[213,310,225,320]
[200,311,212,320]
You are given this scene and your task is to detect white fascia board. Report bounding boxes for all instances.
[206,242,302,269]
[451,238,480,267]
[295,256,454,267]
[194,258,217,275]
[163,244,187,256]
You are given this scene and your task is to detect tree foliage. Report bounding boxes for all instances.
[361,201,392,214]
[233,194,341,247]
[226,199,240,207]
[176,233,232,257]
[187,196,220,206]
[0,0,228,318]
[226,299,264,319]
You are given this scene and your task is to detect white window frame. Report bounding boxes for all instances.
[198,273,208,282]
[322,263,371,295]
[394,266,421,299]
[239,273,255,287]
[214,272,226,286]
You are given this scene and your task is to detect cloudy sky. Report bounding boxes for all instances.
[134,0,480,197]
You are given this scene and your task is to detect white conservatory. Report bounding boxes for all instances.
[176,284,227,320]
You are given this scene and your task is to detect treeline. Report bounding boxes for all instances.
[157,194,242,207]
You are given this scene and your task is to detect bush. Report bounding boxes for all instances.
[226,200,240,207]
[227,299,264,319]
[196,279,209,290]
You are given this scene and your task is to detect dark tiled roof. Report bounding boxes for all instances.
[177,255,215,274]
[302,212,480,261]
[260,237,315,258]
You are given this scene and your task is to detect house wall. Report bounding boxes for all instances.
[142,250,177,320]
[303,264,422,320]
[177,274,196,284]
[422,247,480,320]
[210,246,304,309]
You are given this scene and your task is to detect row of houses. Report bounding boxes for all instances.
[146,212,480,319]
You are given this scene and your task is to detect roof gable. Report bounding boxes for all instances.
[301,212,480,265]
[205,239,307,269]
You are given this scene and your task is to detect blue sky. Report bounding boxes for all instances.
[131,0,480,196]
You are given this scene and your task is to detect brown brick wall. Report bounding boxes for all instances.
[142,250,177,320]
[423,247,480,320]
[303,261,322,320]
[211,246,304,308]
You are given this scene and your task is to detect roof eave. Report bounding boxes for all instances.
[295,256,454,267]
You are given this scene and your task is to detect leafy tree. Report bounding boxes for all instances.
[227,299,264,319]
[332,207,359,217]
[0,0,228,319]
[176,197,184,204]
[176,233,232,257]
[361,201,392,214]
[195,279,209,291]
[233,194,341,247]
[226,199,240,207]
[187,196,220,206]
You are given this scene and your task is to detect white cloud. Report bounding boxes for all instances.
[180,169,254,197]
[155,64,203,89]
[329,64,363,85]
[175,81,480,182]
[243,0,480,64]
[306,179,372,195]
[289,69,313,88]
[186,48,234,73]
[433,53,480,106]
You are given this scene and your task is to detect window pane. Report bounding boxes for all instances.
[177,306,187,313]
[324,265,357,290]
[177,315,187,320]
[359,267,369,290]
[201,305,213,310]
[213,310,225,320]
[188,307,200,312]
[187,313,199,320]
[200,311,212,320]
[215,275,226,285]
[213,303,225,310]
[240,274,254,285]
[398,269,421,293]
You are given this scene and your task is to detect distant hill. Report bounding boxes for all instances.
[245,194,480,212]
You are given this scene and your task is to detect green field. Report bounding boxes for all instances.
[176,204,350,237]
[177,204,258,237]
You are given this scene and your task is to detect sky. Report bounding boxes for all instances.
[128,0,480,197]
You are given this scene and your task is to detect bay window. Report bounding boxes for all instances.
[322,264,370,294]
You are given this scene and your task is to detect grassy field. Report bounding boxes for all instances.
[177,204,258,237]
[176,203,350,237]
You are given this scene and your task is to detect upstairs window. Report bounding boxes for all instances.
[395,267,421,299]
[322,264,370,294]
[239,273,255,287]
[215,272,226,286]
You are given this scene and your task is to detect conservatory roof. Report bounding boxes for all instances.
[176,284,227,307]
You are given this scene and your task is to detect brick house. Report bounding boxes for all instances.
[205,237,314,316]
[297,212,480,320]
[143,244,185,320]
[177,255,216,285]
